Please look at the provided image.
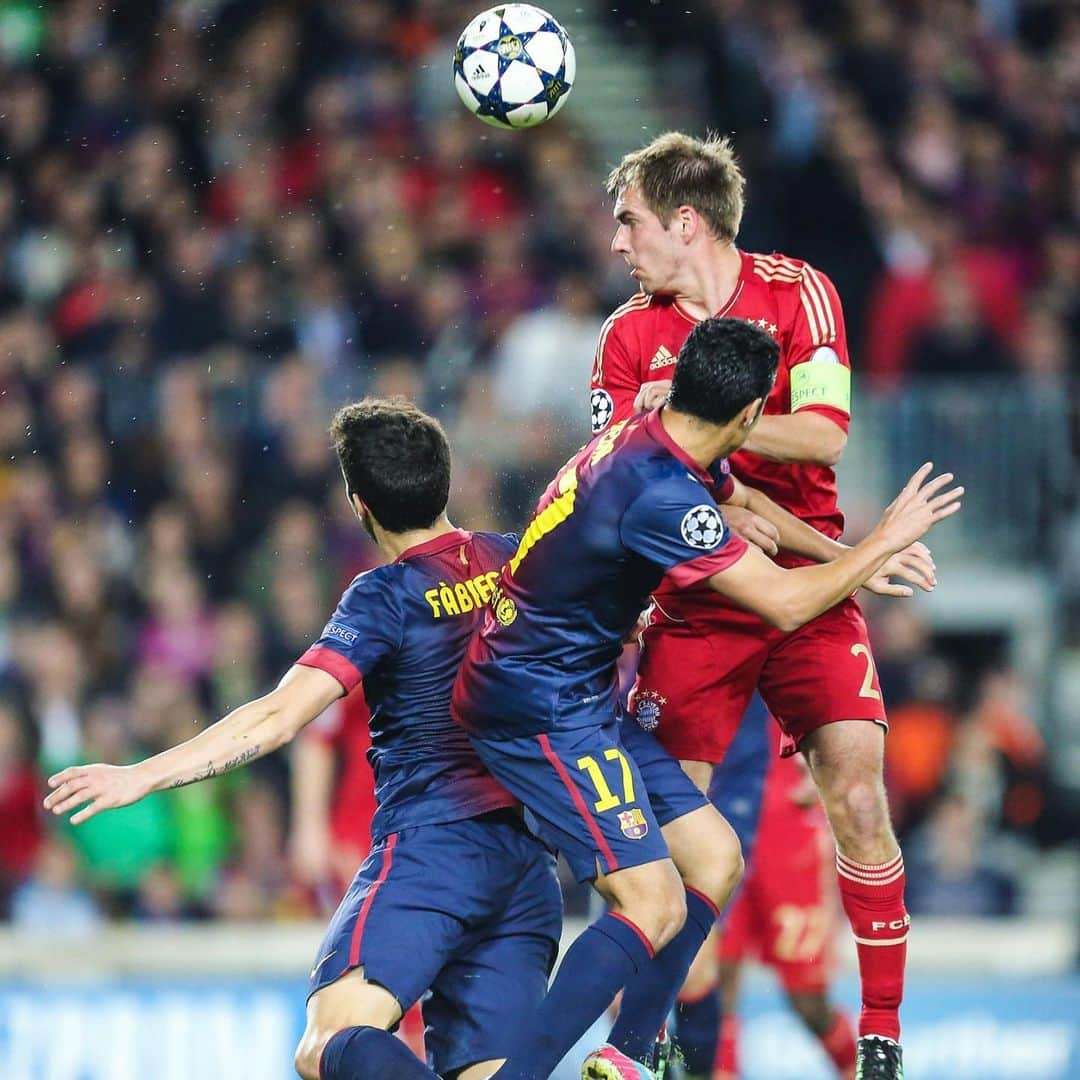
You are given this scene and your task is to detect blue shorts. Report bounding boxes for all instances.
[620,716,710,828]
[308,809,562,1076]
[470,719,707,883]
[707,693,770,864]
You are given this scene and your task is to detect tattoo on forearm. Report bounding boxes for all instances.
[170,746,261,788]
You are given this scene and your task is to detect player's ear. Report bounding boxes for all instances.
[677,205,696,241]
[349,491,367,520]
[741,398,765,428]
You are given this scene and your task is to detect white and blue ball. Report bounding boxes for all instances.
[453,4,575,130]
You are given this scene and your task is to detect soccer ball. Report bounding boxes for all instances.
[453,4,575,130]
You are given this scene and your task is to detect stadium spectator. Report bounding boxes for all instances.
[0,0,1071,926]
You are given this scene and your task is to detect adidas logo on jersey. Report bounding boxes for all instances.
[648,345,676,371]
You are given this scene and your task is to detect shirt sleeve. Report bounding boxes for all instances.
[787,266,851,432]
[295,570,404,693]
[708,457,736,502]
[620,473,748,587]
[590,314,642,434]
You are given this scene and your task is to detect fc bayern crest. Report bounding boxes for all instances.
[681,504,723,549]
[590,388,614,433]
[618,807,649,840]
[633,688,666,731]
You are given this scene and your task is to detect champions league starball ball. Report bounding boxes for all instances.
[453,4,575,130]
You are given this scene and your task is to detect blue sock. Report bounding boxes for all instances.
[608,888,718,1061]
[320,1025,439,1079]
[495,911,654,1080]
[674,986,721,1077]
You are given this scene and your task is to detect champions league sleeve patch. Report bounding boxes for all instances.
[680,504,724,549]
[790,349,851,413]
[590,388,614,433]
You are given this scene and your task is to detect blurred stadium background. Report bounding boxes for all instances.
[0,1,1077,1077]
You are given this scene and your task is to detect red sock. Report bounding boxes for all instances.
[820,1009,857,1077]
[716,1013,739,1079]
[836,850,908,1041]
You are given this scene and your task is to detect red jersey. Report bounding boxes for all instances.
[304,684,377,859]
[590,250,851,564]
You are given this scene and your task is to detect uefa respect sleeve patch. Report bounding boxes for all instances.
[790,349,851,413]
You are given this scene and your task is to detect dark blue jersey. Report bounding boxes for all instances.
[297,528,517,840]
[452,410,748,739]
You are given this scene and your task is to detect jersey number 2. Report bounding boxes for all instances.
[850,643,881,700]
[577,748,636,812]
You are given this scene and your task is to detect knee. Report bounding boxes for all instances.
[683,819,744,909]
[650,875,689,951]
[824,775,888,841]
[630,868,688,951]
[294,1026,328,1080]
[604,859,689,951]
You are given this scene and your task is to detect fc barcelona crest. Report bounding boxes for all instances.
[618,807,649,840]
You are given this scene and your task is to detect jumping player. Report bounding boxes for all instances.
[452,317,960,1080]
[44,399,563,1080]
[591,132,921,1079]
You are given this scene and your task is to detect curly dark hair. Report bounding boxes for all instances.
[669,317,779,424]
[330,397,450,533]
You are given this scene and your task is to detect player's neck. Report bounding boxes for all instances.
[673,242,742,321]
[660,407,739,469]
[374,514,458,561]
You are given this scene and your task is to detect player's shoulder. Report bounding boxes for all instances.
[745,250,843,347]
[745,250,836,293]
[615,415,709,491]
[470,529,518,562]
[598,290,670,337]
[341,564,401,600]
[331,565,404,628]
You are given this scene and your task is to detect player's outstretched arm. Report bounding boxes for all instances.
[44,665,344,825]
[728,478,936,596]
[727,476,838,563]
[708,464,961,632]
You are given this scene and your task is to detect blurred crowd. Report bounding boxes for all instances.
[618,0,1079,389]
[0,0,1074,926]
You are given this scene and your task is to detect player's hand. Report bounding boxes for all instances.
[721,504,780,557]
[633,379,672,412]
[864,542,936,597]
[874,463,963,553]
[44,763,152,824]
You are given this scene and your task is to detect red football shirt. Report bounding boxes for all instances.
[303,684,376,860]
[590,250,851,566]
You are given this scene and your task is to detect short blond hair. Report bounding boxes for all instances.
[607,132,746,242]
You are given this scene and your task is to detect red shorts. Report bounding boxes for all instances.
[629,596,886,764]
[718,775,836,993]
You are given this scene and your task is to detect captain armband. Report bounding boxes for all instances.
[790,349,851,414]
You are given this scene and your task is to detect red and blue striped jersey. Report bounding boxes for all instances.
[453,410,747,739]
[297,528,517,840]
